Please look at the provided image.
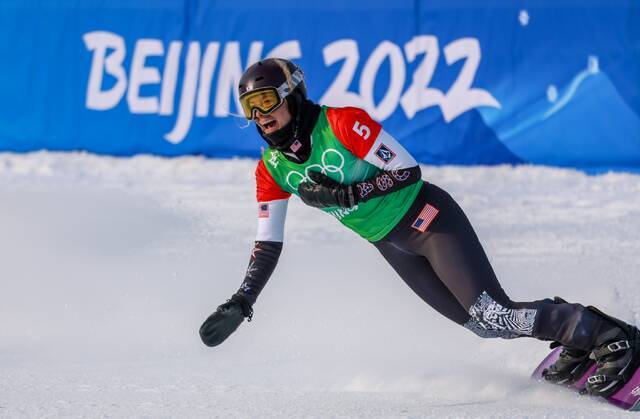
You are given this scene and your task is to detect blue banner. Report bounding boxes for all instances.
[0,0,639,171]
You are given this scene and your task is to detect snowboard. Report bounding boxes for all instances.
[531,347,640,411]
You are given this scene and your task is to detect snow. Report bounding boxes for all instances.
[1,152,639,418]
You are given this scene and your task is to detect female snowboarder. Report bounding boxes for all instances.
[199,58,639,398]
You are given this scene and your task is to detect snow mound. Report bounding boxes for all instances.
[1,152,639,418]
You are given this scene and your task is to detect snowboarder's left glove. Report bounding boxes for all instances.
[199,293,253,347]
[298,171,357,208]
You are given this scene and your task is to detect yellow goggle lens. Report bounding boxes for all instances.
[239,89,282,119]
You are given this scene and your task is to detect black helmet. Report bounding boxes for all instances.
[238,58,308,149]
[238,58,306,113]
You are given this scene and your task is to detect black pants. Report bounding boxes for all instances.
[374,182,616,351]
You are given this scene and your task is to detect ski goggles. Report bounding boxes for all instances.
[239,68,304,119]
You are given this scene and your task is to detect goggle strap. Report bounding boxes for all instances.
[276,68,304,99]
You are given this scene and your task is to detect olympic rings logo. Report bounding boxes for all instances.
[286,148,345,190]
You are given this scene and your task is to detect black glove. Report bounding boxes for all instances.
[297,171,357,208]
[199,293,253,347]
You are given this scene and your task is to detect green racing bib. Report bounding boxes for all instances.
[262,106,421,242]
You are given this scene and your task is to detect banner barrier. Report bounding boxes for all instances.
[0,1,638,171]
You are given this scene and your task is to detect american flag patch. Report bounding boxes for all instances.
[290,140,302,152]
[411,204,439,232]
[258,203,269,218]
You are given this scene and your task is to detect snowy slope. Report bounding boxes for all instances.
[1,152,639,418]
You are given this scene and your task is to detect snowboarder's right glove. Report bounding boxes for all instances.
[298,171,357,208]
[298,167,422,209]
[199,293,253,347]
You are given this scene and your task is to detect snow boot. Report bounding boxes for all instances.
[541,296,595,385]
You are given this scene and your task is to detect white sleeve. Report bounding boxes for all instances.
[362,129,418,170]
[255,198,288,242]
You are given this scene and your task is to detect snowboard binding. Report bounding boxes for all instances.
[541,343,594,386]
[532,300,640,411]
[584,306,640,398]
